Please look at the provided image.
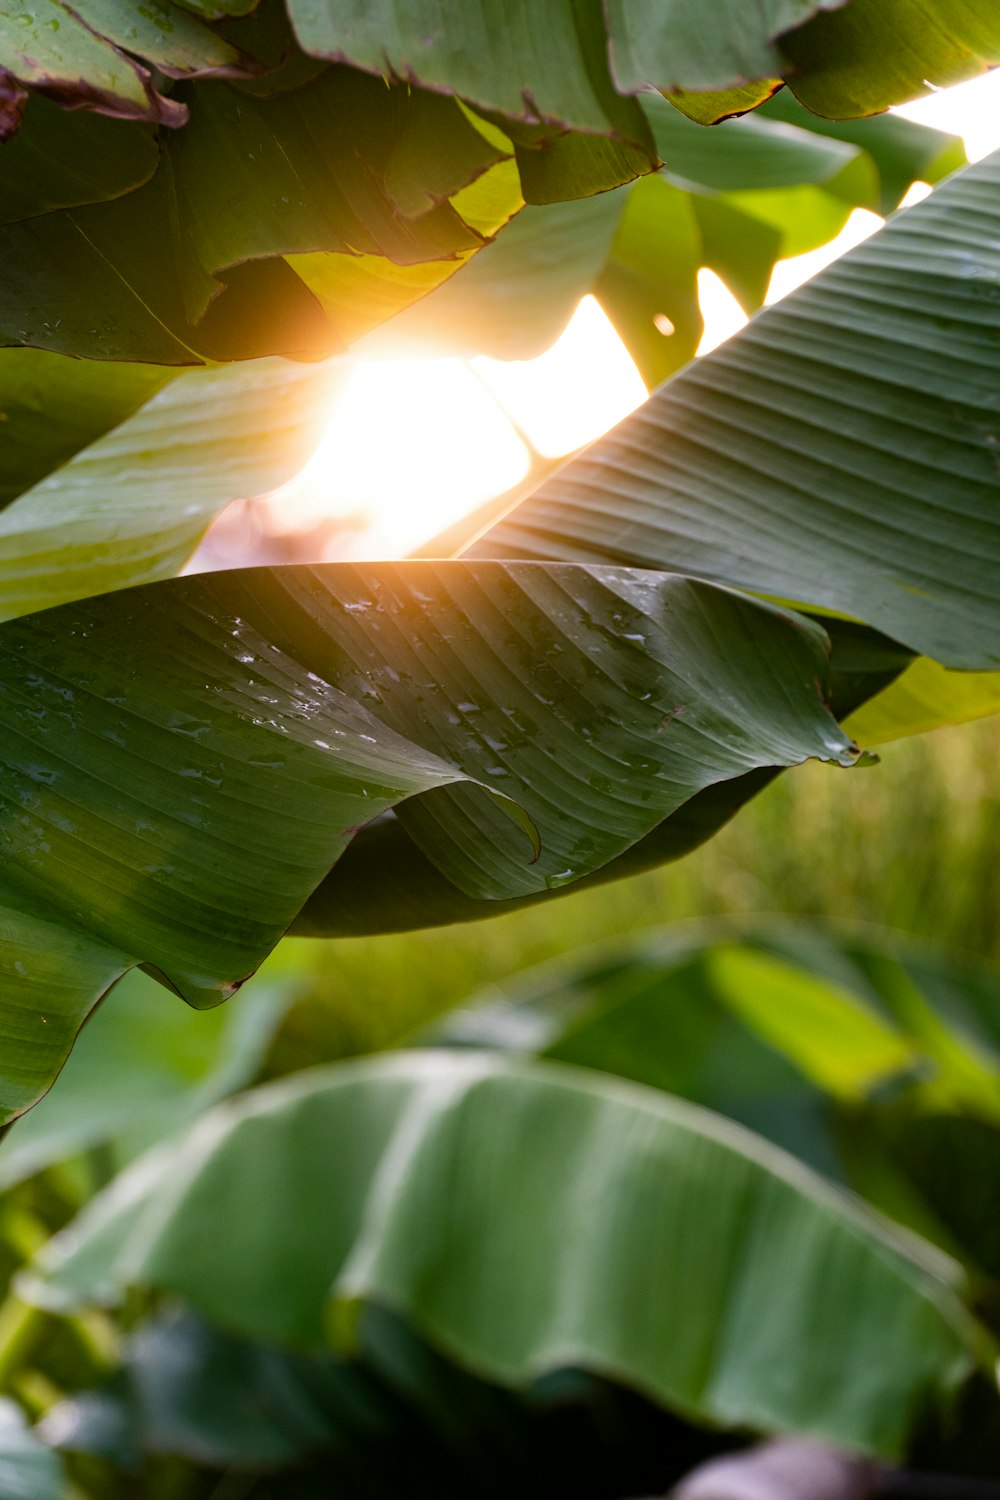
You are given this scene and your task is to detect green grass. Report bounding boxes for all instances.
[265,714,1000,1073]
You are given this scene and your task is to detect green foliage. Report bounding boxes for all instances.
[30,1050,985,1458]
[0,359,337,616]
[0,566,858,1122]
[4,131,996,1117]
[0,961,299,1190]
[477,152,1000,671]
[0,4,998,1493]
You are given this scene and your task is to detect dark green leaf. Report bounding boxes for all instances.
[0,563,859,1122]
[0,70,508,363]
[168,73,500,281]
[474,154,1000,670]
[293,618,909,938]
[0,96,157,225]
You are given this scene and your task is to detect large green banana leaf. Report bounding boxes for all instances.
[474,151,1000,672]
[292,616,910,940]
[428,921,1000,1278]
[0,562,861,1124]
[26,1051,987,1458]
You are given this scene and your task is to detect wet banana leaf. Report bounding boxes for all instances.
[294,619,911,939]
[0,562,861,1123]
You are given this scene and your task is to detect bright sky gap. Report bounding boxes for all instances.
[208,72,1000,563]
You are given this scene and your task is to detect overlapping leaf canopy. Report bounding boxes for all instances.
[0,4,997,1129]
[2,6,1000,1484]
[0,0,996,360]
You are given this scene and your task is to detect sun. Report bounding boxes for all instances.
[191,70,1000,570]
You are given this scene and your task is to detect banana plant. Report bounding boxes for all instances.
[0,8,999,1485]
[1,137,998,1126]
[19,922,1000,1483]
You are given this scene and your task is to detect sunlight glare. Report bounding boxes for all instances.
[259,71,1000,562]
[894,69,1000,162]
[473,295,647,458]
[765,208,883,304]
[899,180,933,208]
[695,269,749,354]
[270,358,530,557]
